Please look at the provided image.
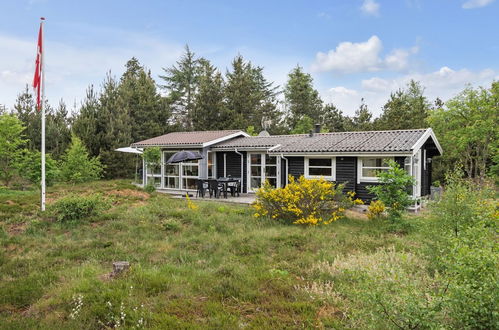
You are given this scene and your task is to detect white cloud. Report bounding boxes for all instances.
[311,36,418,73]
[323,66,498,116]
[360,0,380,16]
[0,30,184,111]
[462,0,495,9]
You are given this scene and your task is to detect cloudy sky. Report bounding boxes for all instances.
[1,0,498,116]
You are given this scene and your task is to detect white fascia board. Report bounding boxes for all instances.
[131,144,203,148]
[276,152,412,157]
[210,147,271,152]
[202,131,250,148]
[411,128,443,156]
[267,144,281,152]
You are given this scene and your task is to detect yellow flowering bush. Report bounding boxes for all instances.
[367,200,386,220]
[185,194,198,210]
[253,175,354,226]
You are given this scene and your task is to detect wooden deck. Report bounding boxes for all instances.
[157,189,256,205]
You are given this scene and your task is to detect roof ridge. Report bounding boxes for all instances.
[236,128,429,139]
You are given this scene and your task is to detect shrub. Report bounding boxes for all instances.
[253,175,350,225]
[0,114,26,186]
[144,183,156,194]
[366,200,385,220]
[424,169,498,328]
[60,135,104,184]
[50,194,107,223]
[142,147,161,175]
[368,159,414,221]
[429,169,496,238]
[16,149,59,187]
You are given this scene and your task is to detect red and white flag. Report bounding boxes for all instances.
[33,20,43,111]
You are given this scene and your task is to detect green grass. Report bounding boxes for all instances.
[0,180,424,329]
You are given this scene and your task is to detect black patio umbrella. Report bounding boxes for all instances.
[166,150,203,164]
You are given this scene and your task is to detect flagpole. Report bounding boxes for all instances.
[40,17,46,211]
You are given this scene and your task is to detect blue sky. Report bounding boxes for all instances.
[1,0,498,116]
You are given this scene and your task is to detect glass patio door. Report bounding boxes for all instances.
[248,153,279,192]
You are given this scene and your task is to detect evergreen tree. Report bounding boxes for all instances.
[225,55,280,131]
[284,65,323,129]
[100,73,134,178]
[121,58,170,142]
[13,85,40,151]
[344,99,374,131]
[375,80,430,130]
[13,86,71,159]
[72,85,100,157]
[192,60,227,130]
[60,135,103,184]
[159,45,201,129]
[46,99,71,159]
[321,103,347,132]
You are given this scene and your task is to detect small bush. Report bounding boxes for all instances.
[60,135,104,184]
[144,183,156,194]
[50,194,107,223]
[368,159,414,221]
[253,175,350,225]
[366,200,385,220]
[16,149,59,187]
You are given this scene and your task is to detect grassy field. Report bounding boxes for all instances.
[0,180,426,329]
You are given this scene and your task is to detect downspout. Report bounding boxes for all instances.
[235,148,244,193]
[280,153,289,187]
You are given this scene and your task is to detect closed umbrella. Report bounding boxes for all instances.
[166,150,203,164]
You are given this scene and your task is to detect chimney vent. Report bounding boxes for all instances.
[315,124,321,133]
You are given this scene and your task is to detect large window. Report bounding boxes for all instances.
[146,160,161,188]
[305,157,335,180]
[162,151,200,190]
[182,159,199,190]
[207,151,216,178]
[359,157,392,182]
[248,153,279,191]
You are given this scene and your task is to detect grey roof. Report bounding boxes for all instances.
[131,130,245,147]
[212,129,429,153]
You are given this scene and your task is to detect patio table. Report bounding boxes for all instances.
[217,178,241,198]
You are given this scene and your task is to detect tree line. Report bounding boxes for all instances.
[1,45,497,183]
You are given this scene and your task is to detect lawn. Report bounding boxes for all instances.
[0,180,425,329]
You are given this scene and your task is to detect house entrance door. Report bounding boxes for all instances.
[248,153,279,192]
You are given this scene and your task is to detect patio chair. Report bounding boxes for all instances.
[196,179,208,198]
[208,179,225,198]
[226,178,241,197]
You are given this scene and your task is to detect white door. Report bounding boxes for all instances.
[413,150,421,198]
[248,153,280,192]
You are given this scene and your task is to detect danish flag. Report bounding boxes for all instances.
[33,19,44,110]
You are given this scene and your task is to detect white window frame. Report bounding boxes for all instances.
[246,153,281,192]
[304,157,336,181]
[145,153,162,188]
[357,157,393,183]
[161,150,200,191]
[207,151,216,179]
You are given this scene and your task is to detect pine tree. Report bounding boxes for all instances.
[321,103,347,132]
[375,80,430,130]
[100,73,134,178]
[122,58,170,142]
[46,99,71,159]
[159,45,201,129]
[344,99,374,131]
[72,85,101,157]
[225,55,279,131]
[13,85,40,151]
[284,65,323,129]
[13,86,71,159]
[192,60,227,130]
